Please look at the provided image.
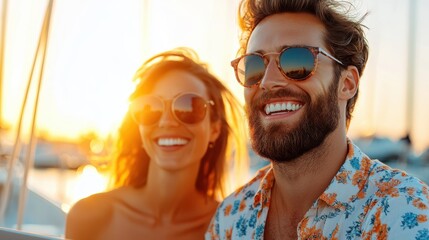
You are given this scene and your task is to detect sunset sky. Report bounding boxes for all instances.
[1,0,429,152]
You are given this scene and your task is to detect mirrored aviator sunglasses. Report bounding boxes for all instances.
[130,93,214,126]
[231,46,344,87]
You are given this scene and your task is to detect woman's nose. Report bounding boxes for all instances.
[158,106,180,127]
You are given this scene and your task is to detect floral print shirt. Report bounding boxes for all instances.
[206,140,429,240]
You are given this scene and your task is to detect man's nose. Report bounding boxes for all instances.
[259,59,291,91]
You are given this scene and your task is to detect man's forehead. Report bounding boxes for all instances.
[247,12,327,53]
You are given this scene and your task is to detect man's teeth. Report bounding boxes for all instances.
[264,102,303,115]
[158,138,189,146]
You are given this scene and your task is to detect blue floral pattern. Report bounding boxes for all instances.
[205,140,429,239]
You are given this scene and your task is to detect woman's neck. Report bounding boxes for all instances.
[139,162,208,222]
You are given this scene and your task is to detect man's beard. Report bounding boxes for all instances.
[247,79,340,163]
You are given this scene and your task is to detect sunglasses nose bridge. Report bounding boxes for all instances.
[262,52,280,66]
[259,54,290,90]
[158,101,180,127]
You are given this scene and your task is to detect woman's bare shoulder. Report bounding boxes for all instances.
[68,191,114,218]
[65,190,120,239]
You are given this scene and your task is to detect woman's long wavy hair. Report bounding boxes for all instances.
[108,48,249,200]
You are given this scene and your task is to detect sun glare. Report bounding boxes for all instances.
[3,0,143,141]
[2,0,429,161]
[62,164,108,212]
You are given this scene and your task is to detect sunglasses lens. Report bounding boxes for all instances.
[174,94,207,124]
[131,96,163,126]
[280,47,315,80]
[237,54,266,87]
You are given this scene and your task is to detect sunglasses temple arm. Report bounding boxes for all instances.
[320,49,344,66]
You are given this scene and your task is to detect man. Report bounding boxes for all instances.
[206,0,429,239]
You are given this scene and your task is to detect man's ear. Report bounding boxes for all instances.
[338,65,359,100]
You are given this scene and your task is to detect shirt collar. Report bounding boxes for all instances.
[319,139,373,210]
[252,165,274,209]
[251,139,372,211]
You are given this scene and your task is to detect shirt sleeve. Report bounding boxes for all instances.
[205,204,221,240]
[361,181,429,240]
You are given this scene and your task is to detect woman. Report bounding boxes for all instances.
[65,48,248,240]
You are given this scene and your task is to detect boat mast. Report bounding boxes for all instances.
[405,0,416,145]
[0,0,54,228]
[16,0,54,229]
[0,0,8,128]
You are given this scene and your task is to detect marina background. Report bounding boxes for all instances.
[0,0,429,238]
[1,0,429,152]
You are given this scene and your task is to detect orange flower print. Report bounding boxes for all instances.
[352,171,365,186]
[363,199,378,215]
[253,192,261,208]
[375,179,400,198]
[352,171,368,199]
[364,206,389,240]
[322,193,337,206]
[300,217,309,228]
[417,214,427,223]
[239,200,246,212]
[376,224,389,239]
[225,228,232,240]
[335,171,350,184]
[300,225,324,240]
[422,186,429,198]
[261,193,270,208]
[207,142,429,240]
[224,204,232,216]
[361,157,372,172]
[413,198,428,210]
[330,225,339,240]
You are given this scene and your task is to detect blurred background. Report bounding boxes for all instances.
[0,0,428,238]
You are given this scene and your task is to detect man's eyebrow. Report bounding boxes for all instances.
[247,45,306,55]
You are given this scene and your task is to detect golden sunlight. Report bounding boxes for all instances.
[3,0,142,140]
[1,0,245,142]
[1,2,429,238]
[63,164,108,212]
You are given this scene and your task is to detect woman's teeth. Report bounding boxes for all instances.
[157,138,189,146]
